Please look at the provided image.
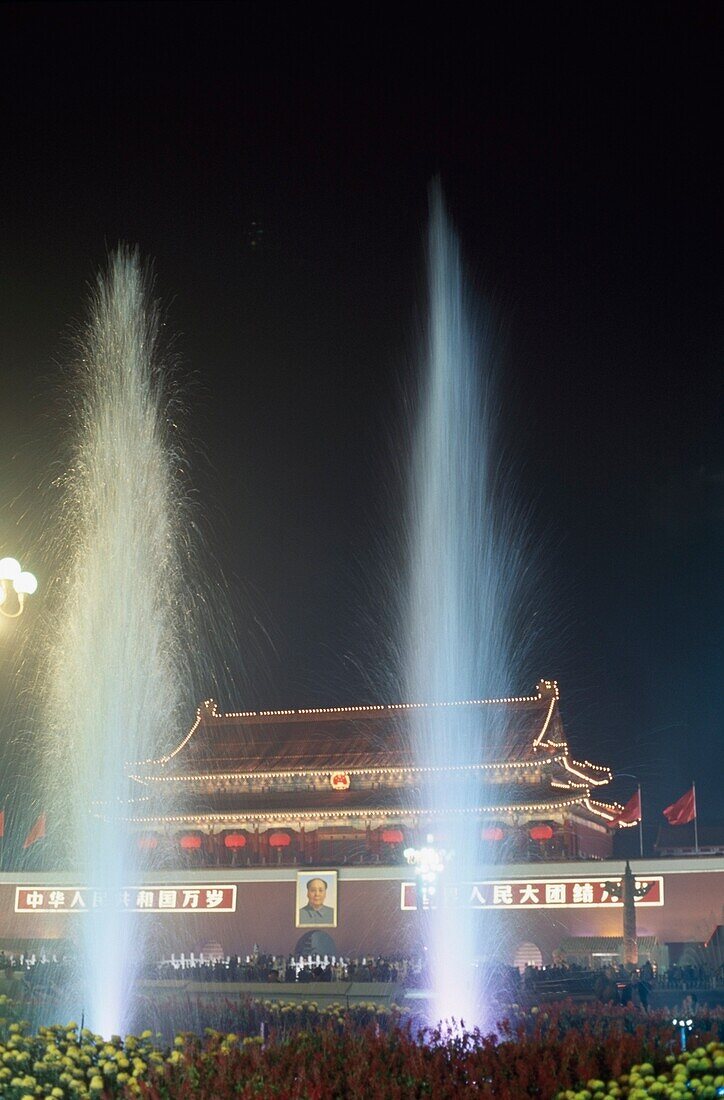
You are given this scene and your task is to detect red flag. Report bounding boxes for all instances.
[663,787,696,826]
[613,790,641,825]
[23,813,46,849]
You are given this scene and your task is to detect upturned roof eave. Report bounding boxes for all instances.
[120,790,595,828]
[129,681,564,772]
[129,748,573,786]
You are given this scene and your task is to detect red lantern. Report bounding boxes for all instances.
[224,833,246,849]
[529,824,554,841]
[137,835,158,850]
[482,826,505,842]
[179,834,202,850]
[268,832,291,848]
[381,828,404,844]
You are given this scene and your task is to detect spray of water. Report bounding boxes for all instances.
[406,185,526,1029]
[43,250,197,1035]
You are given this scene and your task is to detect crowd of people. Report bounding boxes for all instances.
[659,963,721,989]
[153,952,424,985]
[516,958,724,1011]
[2,950,721,1002]
[0,949,427,987]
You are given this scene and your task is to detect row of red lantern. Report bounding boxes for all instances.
[138,832,251,851]
[482,824,555,842]
[139,824,555,851]
[138,828,407,851]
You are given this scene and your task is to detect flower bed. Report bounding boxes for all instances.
[557,1041,724,1099]
[0,1001,720,1099]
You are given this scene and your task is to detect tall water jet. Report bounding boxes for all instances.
[405,185,525,1028]
[43,250,196,1035]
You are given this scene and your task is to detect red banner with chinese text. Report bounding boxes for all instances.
[15,885,237,914]
[400,876,663,911]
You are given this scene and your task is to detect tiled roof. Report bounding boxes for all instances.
[557,936,659,956]
[139,682,567,778]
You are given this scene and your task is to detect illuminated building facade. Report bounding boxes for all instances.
[3,682,720,965]
[125,680,625,867]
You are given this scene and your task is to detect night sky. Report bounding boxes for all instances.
[0,2,722,841]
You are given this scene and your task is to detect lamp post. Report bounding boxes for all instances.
[672,1015,693,1053]
[404,838,449,909]
[0,558,38,619]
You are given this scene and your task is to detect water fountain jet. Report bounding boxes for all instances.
[405,183,526,1029]
[42,250,197,1035]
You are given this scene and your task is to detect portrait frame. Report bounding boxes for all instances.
[295,870,338,928]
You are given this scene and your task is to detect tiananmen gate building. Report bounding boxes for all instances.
[1,680,722,971]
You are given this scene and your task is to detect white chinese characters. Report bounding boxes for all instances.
[14,885,237,913]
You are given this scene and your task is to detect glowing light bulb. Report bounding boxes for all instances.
[0,558,21,581]
[13,572,38,595]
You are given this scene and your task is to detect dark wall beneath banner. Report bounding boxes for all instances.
[0,879,413,959]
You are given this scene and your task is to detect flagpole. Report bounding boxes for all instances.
[637,782,643,858]
[693,781,699,853]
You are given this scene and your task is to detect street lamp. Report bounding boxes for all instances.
[0,557,38,619]
[404,836,450,909]
[672,1016,693,1052]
